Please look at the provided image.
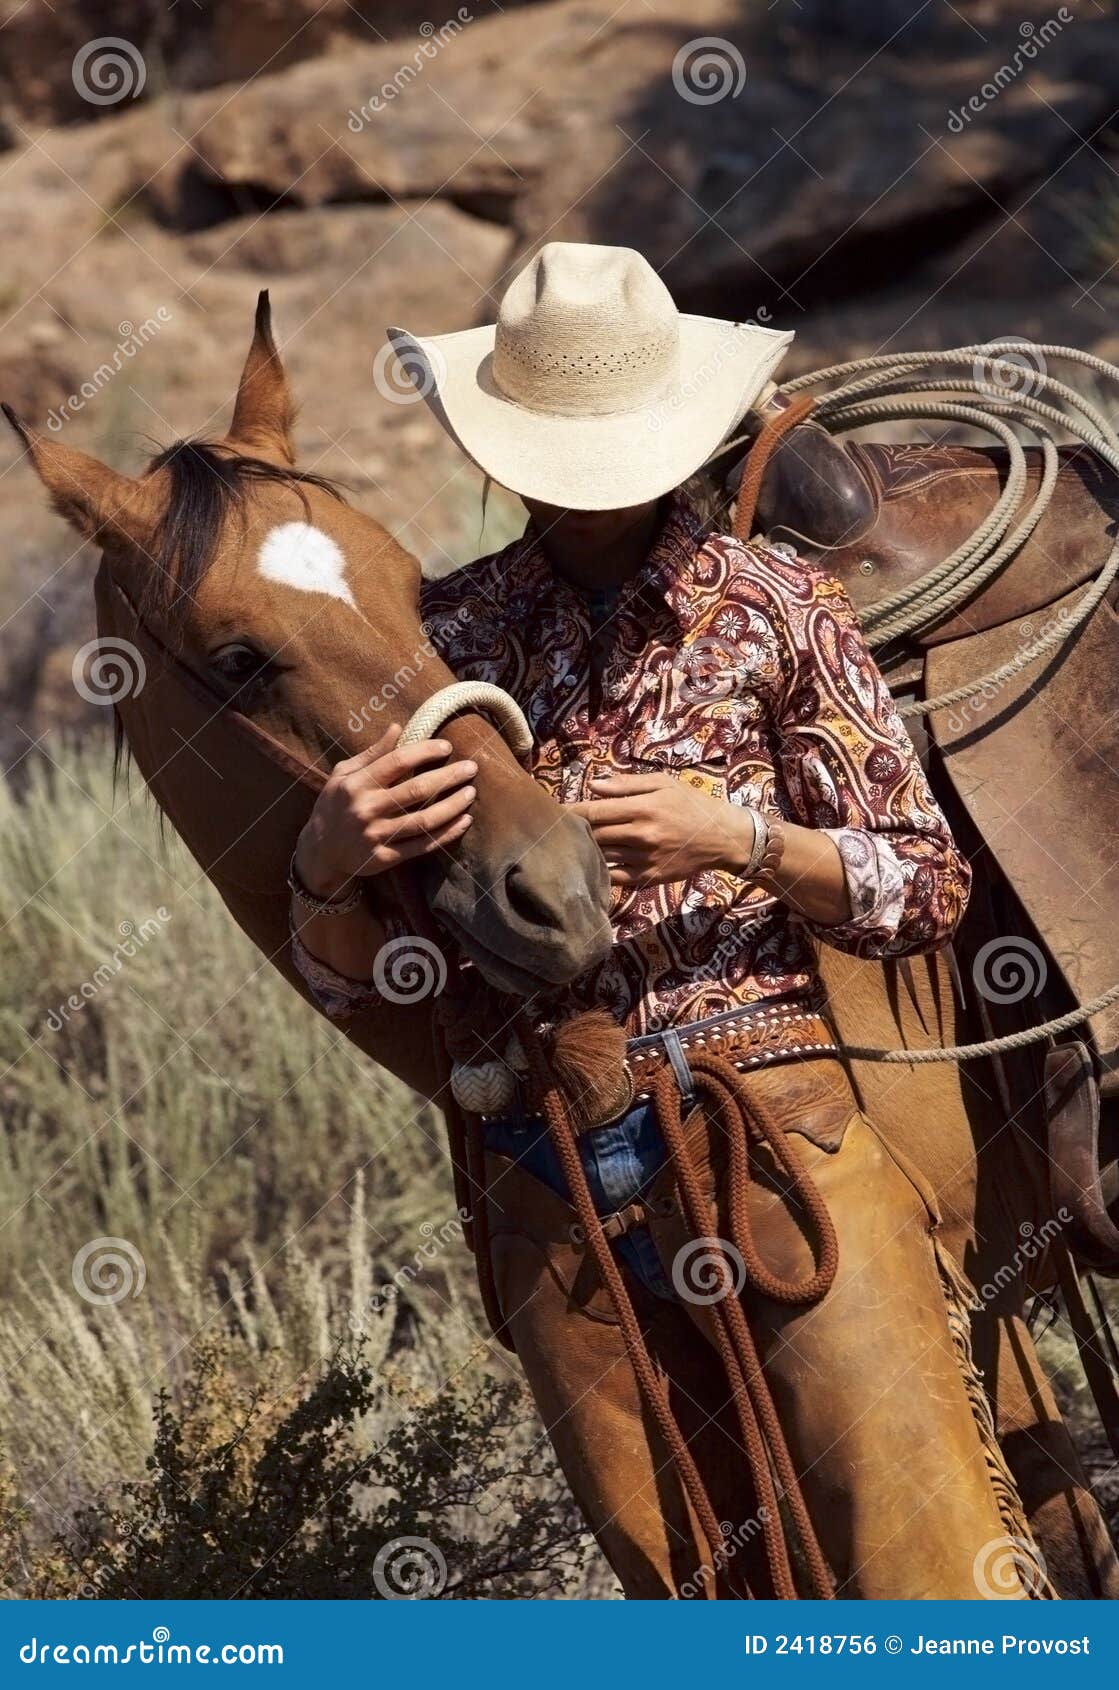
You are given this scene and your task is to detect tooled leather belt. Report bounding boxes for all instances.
[627,997,839,1101]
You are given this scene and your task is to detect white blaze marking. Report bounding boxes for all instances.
[257,522,355,607]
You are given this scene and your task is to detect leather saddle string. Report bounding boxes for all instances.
[651,1052,838,1601]
[731,392,817,543]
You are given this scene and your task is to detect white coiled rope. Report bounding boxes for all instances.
[730,343,1119,720]
[721,343,1119,1057]
[399,679,532,757]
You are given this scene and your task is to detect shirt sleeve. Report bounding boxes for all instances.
[288,912,414,1021]
[767,556,971,959]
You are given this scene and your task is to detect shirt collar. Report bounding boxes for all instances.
[516,490,715,627]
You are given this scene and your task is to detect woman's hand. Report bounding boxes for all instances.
[294,723,477,898]
[570,772,755,888]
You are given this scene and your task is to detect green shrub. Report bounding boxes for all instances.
[4,1341,594,1600]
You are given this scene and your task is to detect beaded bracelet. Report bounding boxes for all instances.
[287,851,364,917]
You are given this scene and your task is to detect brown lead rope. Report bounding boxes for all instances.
[652,1053,837,1600]
[520,1015,838,1600]
[516,1016,748,1593]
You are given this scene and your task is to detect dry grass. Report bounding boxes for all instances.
[0,734,614,1596]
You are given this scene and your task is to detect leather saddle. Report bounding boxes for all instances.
[735,409,1119,1274]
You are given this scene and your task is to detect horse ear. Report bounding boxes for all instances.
[227,290,295,465]
[1,404,150,546]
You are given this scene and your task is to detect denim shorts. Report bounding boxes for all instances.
[482,1098,680,1301]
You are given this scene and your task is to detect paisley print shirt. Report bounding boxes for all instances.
[297,493,970,1035]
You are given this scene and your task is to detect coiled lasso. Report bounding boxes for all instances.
[719,343,1119,721]
[717,343,1119,1056]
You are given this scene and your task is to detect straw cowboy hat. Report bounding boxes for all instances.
[385,243,793,511]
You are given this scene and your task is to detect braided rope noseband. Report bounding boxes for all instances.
[398,680,532,759]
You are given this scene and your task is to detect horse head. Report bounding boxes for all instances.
[5,293,612,1089]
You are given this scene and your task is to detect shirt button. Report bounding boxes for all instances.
[562,673,577,688]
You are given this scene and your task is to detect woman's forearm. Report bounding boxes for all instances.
[760,820,852,926]
[290,887,385,983]
[716,807,852,926]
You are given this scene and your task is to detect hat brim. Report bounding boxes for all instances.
[382,317,793,511]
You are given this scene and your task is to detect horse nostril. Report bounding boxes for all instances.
[502,860,566,934]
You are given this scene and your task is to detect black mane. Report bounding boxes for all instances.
[138,439,344,619]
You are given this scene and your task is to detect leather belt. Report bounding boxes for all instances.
[627,1002,838,1100]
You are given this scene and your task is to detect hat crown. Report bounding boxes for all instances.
[492,243,680,417]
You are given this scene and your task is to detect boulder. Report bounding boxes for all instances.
[0,0,547,131]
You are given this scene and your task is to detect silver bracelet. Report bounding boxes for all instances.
[742,807,769,878]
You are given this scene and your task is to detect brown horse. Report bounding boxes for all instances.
[5,301,1116,1597]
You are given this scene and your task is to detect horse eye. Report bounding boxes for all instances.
[210,642,269,688]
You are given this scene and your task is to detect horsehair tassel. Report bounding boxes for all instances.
[732,392,816,543]
[398,680,533,759]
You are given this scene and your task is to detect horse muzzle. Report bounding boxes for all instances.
[427,810,612,995]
